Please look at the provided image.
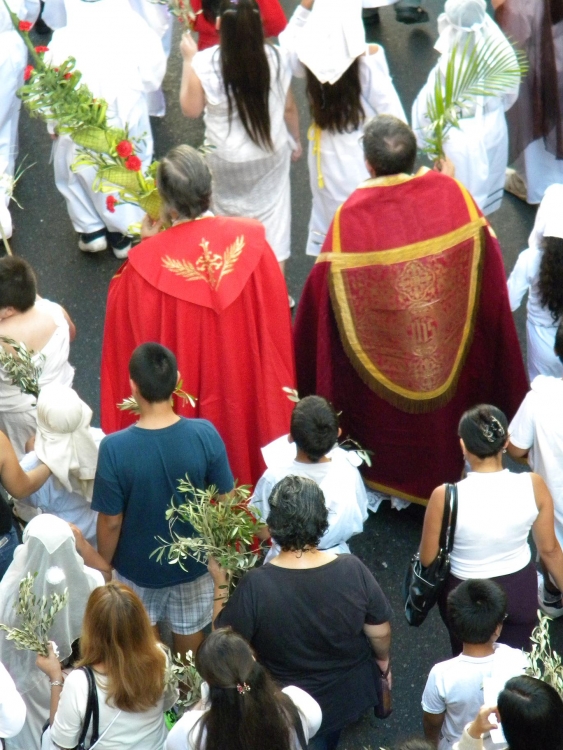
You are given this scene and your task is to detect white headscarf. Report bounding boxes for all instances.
[435,0,507,56]
[34,384,99,501]
[296,0,365,85]
[528,184,563,251]
[0,515,99,698]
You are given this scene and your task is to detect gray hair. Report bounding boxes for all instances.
[363,115,417,177]
[157,145,212,221]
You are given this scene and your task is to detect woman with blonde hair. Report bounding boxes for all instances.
[37,581,178,749]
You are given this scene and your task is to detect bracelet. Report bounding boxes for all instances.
[50,680,64,688]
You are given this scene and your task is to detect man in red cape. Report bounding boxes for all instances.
[294,116,528,504]
[100,145,295,487]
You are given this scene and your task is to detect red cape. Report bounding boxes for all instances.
[101,217,295,487]
[294,171,529,504]
[192,0,287,50]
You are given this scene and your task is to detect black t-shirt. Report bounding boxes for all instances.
[216,554,392,733]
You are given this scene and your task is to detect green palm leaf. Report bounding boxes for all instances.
[421,35,528,161]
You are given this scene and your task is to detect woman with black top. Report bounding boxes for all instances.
[210,476,392,750]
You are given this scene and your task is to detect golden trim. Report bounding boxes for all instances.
[364,478,428,506]
[357,167,429,190]
[331,206,343,253]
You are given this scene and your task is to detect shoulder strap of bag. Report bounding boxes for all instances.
[438,484,452,550]
[446,483,458,553]
[77,666,100,750]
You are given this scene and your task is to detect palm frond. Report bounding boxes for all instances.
[421,35,528,161]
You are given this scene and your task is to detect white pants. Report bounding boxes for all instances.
[519,137,563,205]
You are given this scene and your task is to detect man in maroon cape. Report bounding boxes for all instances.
[100,145,295,487]
[294,116,528,504]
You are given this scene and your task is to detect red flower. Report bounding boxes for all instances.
[235,540,242,553]
[34,45,49,53]
[125,155,142,172]
[64,73,72,80]
[250,536,262,553]
[106,195,117,214]
[116,140,134,158]
[18,20,33,31]
[23,65,34,81]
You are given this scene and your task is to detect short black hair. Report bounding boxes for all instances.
[0,256,37,312]
[458,405,508,459]
[555,319,563,364]
[499,676,563,750]
[267,476,329,551]
[290,396,339,462]
[128,343,177,403]
[363,115,417,177]
[447,579,507,645]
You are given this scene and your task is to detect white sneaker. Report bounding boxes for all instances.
[538,578,563,618]
[78,231,107,253]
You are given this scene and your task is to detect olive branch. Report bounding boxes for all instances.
[118,378,197,414]
[0,336,45,401]
[526,611,563,697]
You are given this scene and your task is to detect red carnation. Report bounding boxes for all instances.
[34,45,49,53]
[125,155,142,172]
[23,65,34,81]
[106,195,118,213]
[250,536,262,553]
[64,73,72,80]
[116,140,134,159]
[18,20,33,31]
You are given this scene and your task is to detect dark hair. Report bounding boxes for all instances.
[458,405,508,459]
[157,145,212,222]
[290,396,339,462]
[538,236,563,322]
[219,0,276,151]
[267,476,329,551]
[305,60,365,134]
[396,740,436,750]
[447,579,507,644]
[0,256,37,312]
[194,628,302,750]
[555,319,563,364]
[128,343,177,403]
[362,115,417,177]
[498,676,563,750]
[202,0,221,22]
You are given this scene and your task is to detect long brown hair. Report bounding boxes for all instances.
[538,236,563,321]
[219,0,276,151]
[193,629,304,750]
[305,59,365,134]
[77,582,166,712]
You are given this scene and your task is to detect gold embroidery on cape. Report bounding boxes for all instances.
[162,236,245,290]
[327,185,486,414]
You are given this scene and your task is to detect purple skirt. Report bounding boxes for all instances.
[437,561,538,655]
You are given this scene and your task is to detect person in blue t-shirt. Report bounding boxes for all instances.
[92,342,234,656]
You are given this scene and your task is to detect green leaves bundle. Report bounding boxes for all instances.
[118,379,197,414]
[168,649,203,712]
[526,611,563,697]
[153,479,265,589]
[0,573,69,656]
[421,36,528,161]
[150,0,196,26]
[0,336,45,400]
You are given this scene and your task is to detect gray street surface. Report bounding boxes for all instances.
[6,0,556,747]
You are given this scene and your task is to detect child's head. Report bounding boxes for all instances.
[447,579,507,645]
[290,396,339,463]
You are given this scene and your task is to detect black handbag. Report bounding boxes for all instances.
[403,483,458,627]
[41,665,99,750]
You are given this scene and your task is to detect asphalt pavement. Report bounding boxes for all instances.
[5,0,558,747]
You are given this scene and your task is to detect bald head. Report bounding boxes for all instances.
[363,115,417,177]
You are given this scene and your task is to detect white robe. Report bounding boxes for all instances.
[47,0,166,236]
[412,65,518,216]
[128,0,172,117]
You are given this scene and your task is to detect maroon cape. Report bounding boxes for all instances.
[294,171,529,504]
[101,217,295,487]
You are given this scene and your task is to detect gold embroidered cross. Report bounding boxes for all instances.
[162,236,245,290]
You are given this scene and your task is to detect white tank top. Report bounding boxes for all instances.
[450,470,538,579]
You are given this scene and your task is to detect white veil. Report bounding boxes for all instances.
[0,515,98,698]
[434,0,513,63]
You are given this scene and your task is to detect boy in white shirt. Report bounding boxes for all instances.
[422,579,527,750]
[250,395,368,560]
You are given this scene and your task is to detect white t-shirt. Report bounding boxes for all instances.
[450,471,538,579]
[510,376,563,545]
[0,661,26,739]
[250,436,368,561]
[165,685,322,750]
[191,44,292,162]
[51,662,178,750]
[422,644,527,750]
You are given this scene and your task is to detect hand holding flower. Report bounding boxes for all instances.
[180,31,198,62]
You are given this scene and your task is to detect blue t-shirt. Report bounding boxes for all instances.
[92,417,234,587]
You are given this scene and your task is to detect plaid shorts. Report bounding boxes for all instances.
[116,572,214,635]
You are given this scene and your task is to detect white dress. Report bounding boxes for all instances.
[166,684,322,750]
[46,0,166,236]
[191,45,294,262]
[412,66,518,216]
[251,435,368,561]
[0,298,74,458]
[279,6,406,255]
